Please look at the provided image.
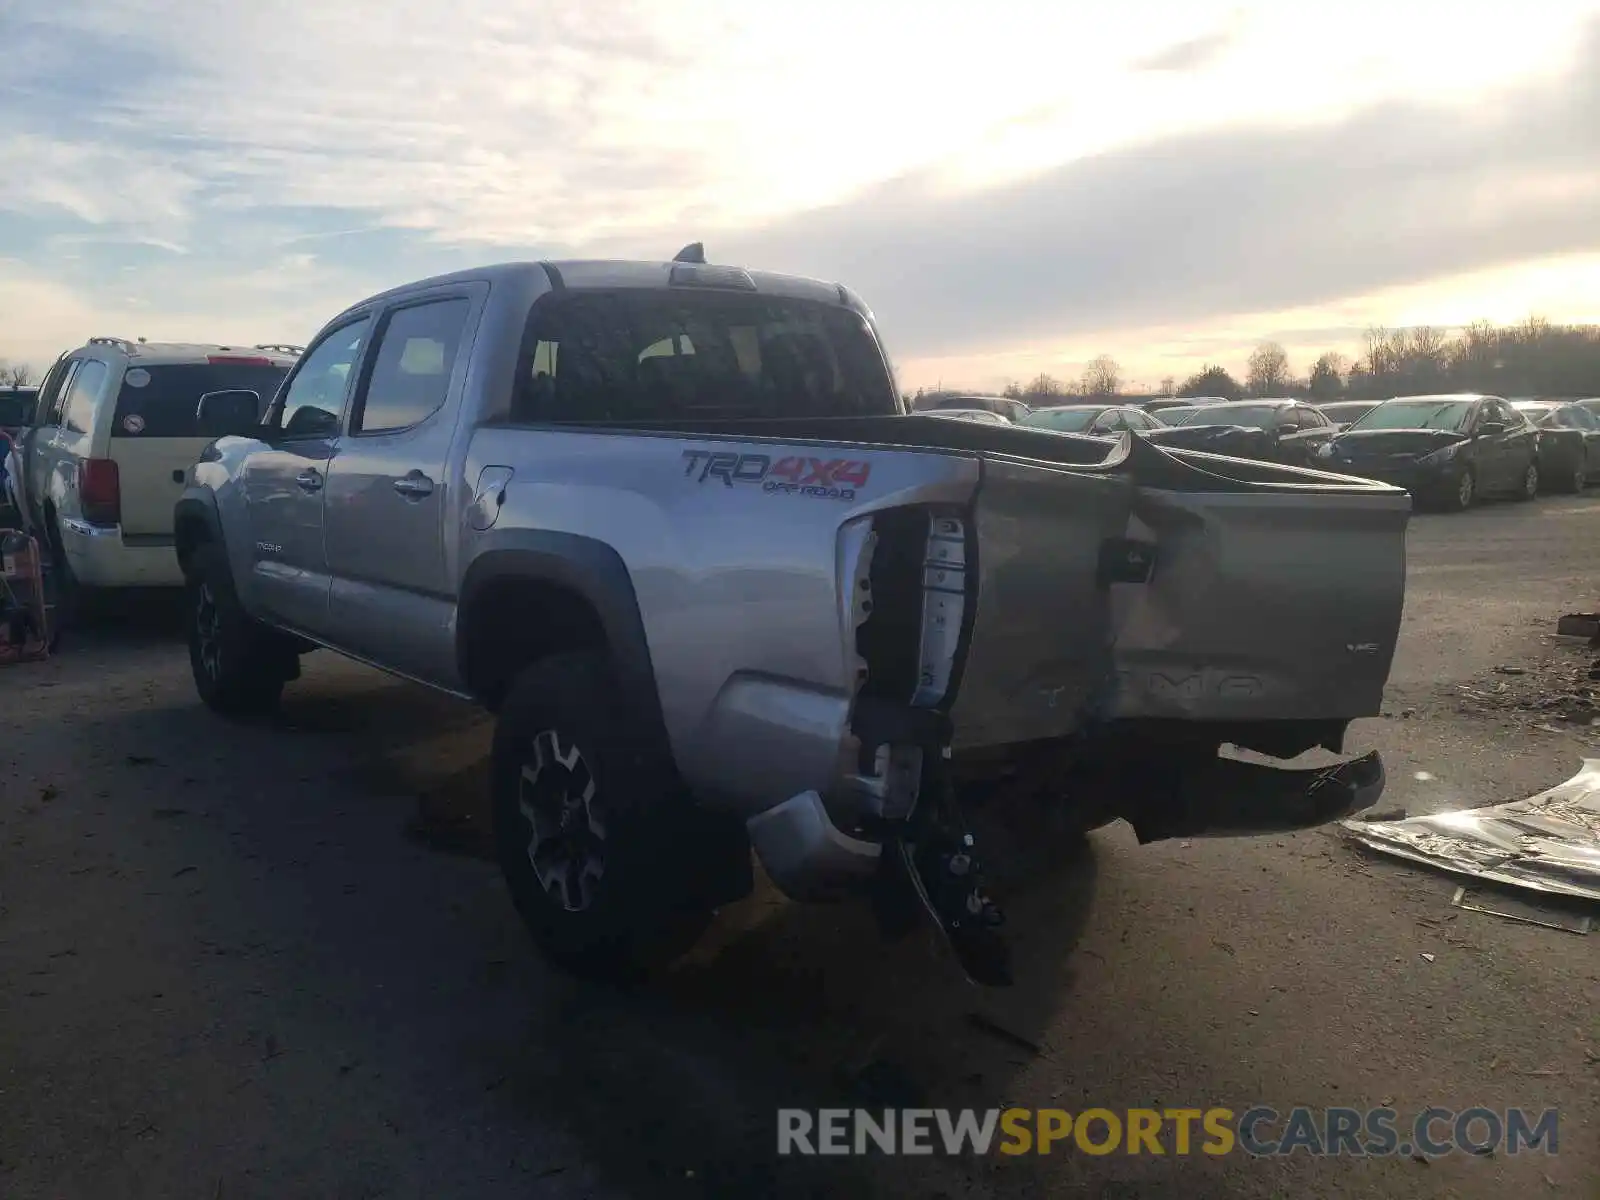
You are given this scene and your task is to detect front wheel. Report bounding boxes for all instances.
[1444,465,1476,512]
[186,543,292,717]
[492,652,712,982]
[1516,460,1539,501]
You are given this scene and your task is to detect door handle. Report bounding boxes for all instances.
[392,472,434,498]
[296,468,323,493]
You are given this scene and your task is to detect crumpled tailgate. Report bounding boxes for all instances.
[947,454,1135,751]
[947,436,1409,751]
[1110,484,1408,721]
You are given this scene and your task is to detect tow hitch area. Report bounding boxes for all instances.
[872,733,1012,987]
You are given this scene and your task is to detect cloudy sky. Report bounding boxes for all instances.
[3,1,1598,391]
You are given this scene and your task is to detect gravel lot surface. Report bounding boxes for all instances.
[3,495,1598,1199]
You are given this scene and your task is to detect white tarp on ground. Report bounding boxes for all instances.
[1341,758,1600,902]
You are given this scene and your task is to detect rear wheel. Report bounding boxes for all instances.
[492,652,713,982]
[1516,460,1539,501]
[185,542,293,717]
[1562,463,1586,494]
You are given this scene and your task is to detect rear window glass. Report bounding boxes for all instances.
[511,291,898,422]
[111,363,290,437]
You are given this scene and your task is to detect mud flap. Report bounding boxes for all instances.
[1126,749,1386,843]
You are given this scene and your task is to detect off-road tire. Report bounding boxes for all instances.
[185,542,291,717]
[492,652,713,983]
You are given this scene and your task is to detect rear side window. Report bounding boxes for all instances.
[112,362,290,438]
[63,360,110,433]
[512,290,898,423]
[353,298,471,434]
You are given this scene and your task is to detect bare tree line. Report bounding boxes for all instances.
[923,317,1600,406]
[0,361,34,388]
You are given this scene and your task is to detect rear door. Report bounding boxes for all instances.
[107,356,291,540]
[321,288,480,684]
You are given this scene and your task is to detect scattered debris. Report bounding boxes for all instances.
[1555,613,1600,640]
[171,865,197,878]
[126,754,158,767]
[1414,771,1436,782]
[1341,759,1600,901]
[1451,640,1600,729]
[966,1012,1044,1057]
[1450,886,1592,935]
[1420,953,1436,963]
[40,784,57,802]
[1495,665,1528,676]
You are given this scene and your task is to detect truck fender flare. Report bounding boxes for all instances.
[173,490,224,575]
[456,531,671,751]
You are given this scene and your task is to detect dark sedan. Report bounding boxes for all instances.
[1317,400,1380,430]
[1146,399,1337,466]
[1512,400,1600,492]
[1314,394,1539,511]
[1018,404,1168,436]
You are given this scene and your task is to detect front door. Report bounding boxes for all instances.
[322,290,479,686]
[242,316,373,634]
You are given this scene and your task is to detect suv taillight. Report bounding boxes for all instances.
[77,458,121,526]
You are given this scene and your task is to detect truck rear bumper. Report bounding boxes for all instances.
[1123,748,1386,841]
[745,790,882,901]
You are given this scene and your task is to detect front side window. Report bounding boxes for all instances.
[352,298,471,434]
[511,290,898,423]
[273,317,372,439]
[62,360,109,434]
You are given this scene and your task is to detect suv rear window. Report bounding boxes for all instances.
[512,290,898,423]
[111,363,291,437]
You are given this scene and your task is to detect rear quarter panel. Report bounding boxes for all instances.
[463,425,980,809]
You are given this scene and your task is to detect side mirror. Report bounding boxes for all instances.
[196,389,262,437]
[1477,420,1506,436]
[1276,421,1298,435]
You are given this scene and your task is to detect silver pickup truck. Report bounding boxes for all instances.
[175,255,1409,986]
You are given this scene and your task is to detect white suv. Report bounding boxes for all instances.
[16,338,298,590]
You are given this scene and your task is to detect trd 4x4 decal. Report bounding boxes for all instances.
[681,449,872,501]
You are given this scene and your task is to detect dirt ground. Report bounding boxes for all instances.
[3,494,1598,1199]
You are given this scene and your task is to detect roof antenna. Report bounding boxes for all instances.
[672,242,706,264]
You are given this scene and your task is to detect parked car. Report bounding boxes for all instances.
[1145,398,1337,467]
[1511,400,1600,492]
[12,339,296,594]
[911,393,1030,422]
[1017,404,1166,436]
[0,385,37,442]
[923,407,1011,425]
[1314,394,1539,511]
[174,255,1406,985]
[1144,396,1219,413]
[1316,400,1380,430]
[1572,398,1600,421]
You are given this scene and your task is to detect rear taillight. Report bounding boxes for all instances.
[77,458,121,526]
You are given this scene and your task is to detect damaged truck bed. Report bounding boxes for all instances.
[178,257,1409,986]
